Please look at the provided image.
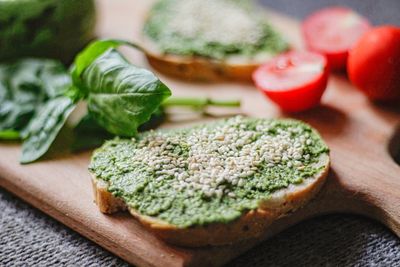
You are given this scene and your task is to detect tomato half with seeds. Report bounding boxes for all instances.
[302,6,371,70]
[253,51,329,112]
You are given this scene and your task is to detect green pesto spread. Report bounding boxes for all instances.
[0,0,96,63]
[90,117,329,228]
[143,0,289,60]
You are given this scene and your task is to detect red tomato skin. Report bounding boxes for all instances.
[261,70,329,112]
[253,51,329,112]
[348,26,400,101]
[314,48,347,72]
[302,6,371,71]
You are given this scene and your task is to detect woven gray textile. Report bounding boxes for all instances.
[1,188,400,266]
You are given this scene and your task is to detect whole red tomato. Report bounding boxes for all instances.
[348,26,400,101]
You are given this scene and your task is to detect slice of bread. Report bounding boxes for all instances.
[143,37,276,82]
[145,51,263,82]
[141,0,289,82]
[92,153,329,247]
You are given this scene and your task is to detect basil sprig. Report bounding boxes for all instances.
[0,39,240,163]
[71,40,171,136]
[20,39,170,163]
[0,59,71,140]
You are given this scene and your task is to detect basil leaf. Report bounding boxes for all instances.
[0,59,71,140]
[20,96,76,164]
[80,49,171,136]
[71,108,166,151]
[0,74,21,139]
[71,39,131,95]
[0,62,45,138]
[138,107,166,132]
[38,60,73,98]
[71,113,112,152]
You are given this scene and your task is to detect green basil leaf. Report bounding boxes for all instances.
[0,73,21,140]
[138,107,166,132]
[71,108,166,152]
[0,61,45,136]
[71,39,131,94]
[0,59,72,140]
[20,96,76,164]
[71,113,112,152]
[80,49,171,136]
[38,60,73,98]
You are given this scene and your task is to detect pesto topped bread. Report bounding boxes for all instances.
[142,0,289,81]
[90,116,330,247]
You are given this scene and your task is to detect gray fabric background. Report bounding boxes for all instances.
[1,0,400,266]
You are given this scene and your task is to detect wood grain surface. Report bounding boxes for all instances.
[0,1,399,266]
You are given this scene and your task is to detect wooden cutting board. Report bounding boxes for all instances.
[1,1,399,266]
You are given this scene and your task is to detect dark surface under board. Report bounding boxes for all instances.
[1,0,400,266]
[261,0,400,25]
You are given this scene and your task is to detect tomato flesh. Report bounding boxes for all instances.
[253,51,329,112]
[302,6,371,70]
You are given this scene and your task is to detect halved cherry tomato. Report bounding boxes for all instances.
[253,51,329,112]
[348,26,400,101]
[302,6,371,70]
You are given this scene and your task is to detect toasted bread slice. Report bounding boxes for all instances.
[143,36,276,82]
[145,51,263,82]
[92,153,329,247]
[141,0,289,82]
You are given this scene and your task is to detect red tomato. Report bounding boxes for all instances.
[302,6,371,70]
[253,51,329,112]
[348,26,400,101]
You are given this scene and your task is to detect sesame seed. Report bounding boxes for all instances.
[130,116,314,198]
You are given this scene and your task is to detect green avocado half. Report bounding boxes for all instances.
[0,0,96,63]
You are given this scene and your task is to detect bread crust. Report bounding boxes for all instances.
[92,154,329,247]
[142,36,278,82]
[92,179,126,214]
[145,53,259,82]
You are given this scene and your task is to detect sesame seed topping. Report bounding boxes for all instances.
[127,116,319,198]
[90,116,330,227]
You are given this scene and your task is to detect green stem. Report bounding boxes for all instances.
[162,97,241,109]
